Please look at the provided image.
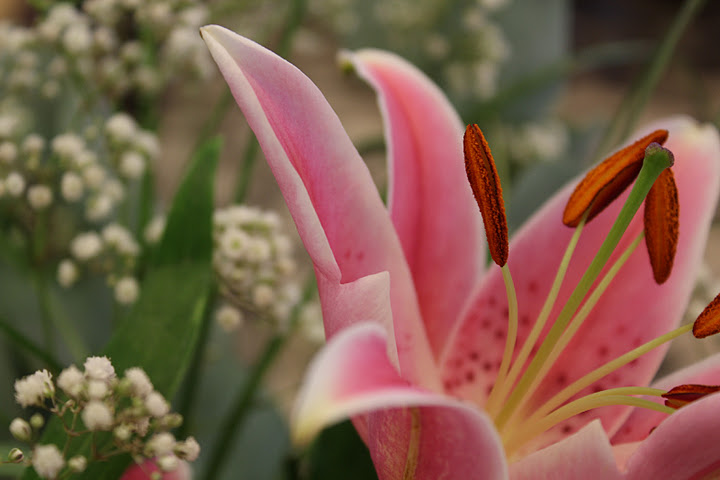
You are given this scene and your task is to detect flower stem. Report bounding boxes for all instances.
[177,286,218,438]
[485,265,518,411]
[200,277,317,480]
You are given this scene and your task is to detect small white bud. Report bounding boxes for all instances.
[114,424,132,441]
[29,413,44,429]
[83,356,115,382]
[9,418,32,441]
[147,432,176,456]
[104,179,125,202]
[218,228,249,260]
[57,259,79,287]
[57,365,84,397]
[27,185,53,210]
[119,151,145,179]
[70,232,103,261]
[14,370,54,407]
[81,401,113,431]
[0,141,18,164]
[144,391,169,417]
[143,215,166,244]
[135,131,159,159]
[51,133,84,158]
[86,380,109,399]
[176,436,200,461]
[105,113,136,142]
[22,134,45,155]
[32,444,65,479]
[157,454,179,472]
[252,284,275,309]
[124,367,153,398]
[8,447,23,462]
[114,276,139,304]
[82,164,106,189]
[5,171,25,197]
[62,23,92,54]
[215,304,243,332]
[60,172,84,202]
[67,455,87,473]
[85,194,113,221]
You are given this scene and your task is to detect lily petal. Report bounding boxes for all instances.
[120,460,191,480]
[624,392,720,480]
[440,117,720,444]
[292,322,507,479]
[509,421,621,480]
[366,406,507,480]
[201,26,436,386]
[346,49,485,357]
[612,352,720,444]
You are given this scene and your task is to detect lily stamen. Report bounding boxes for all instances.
[693,290,720,338]
[494,143,676,431]
[485,212,588,417]
[502,230,646,430]
[463,125,519,409]
[662,384,720,409]
[504,388,673,456]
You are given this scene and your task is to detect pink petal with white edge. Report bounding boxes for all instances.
[510,421,621,480]
[292,323,507,480]
[365,406,507,480]
[346,49,485,358]
[624,392,720,479]
[440,117,720,446]
[201,25,436,386]
[120,460,191,480]
[294,322,468,444]
[613,352,720,444]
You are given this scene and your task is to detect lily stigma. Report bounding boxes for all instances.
[202,24,720,479]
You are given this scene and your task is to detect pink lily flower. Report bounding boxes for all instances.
[120,460,191,480]
[201,24,720,479]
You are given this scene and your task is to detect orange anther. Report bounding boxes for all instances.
[693,292,720,338]
[563,129,669,227]
[662,384,720,409]
[464,124,508,267]
[643,168,679,284]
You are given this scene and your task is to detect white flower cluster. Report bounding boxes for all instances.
[213,205,301,331]
[0,104,151,304]
[308,0,512,100]
[0,1,213,101]
[6,356,199,479]
[58,223,141,304]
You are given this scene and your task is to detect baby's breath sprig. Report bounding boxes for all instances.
[3,356,199,480]
[212,205,304,331]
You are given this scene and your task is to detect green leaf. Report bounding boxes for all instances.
[22,138,221,480]
[151,138,221,267]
